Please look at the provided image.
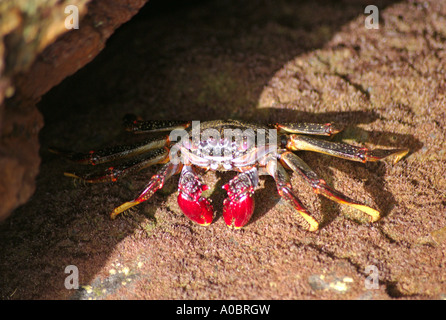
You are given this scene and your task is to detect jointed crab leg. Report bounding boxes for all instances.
[266,159,319,232]
[110,161,182,219]
[286,134,409,164]
[123,114,191,134]
[280,151,380,222]
[64,147,170,183]
[50,136,170,166]
[276,122,343,136]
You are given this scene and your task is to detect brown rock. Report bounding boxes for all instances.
[0,0,148,221]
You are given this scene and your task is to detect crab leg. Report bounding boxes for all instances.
[123,114,191,134]
[286,134,409,164]
[177,165,214,226]
[266,159,319,232]
[63,147,170,183]
[49,136,169,166]
[280,151,380,222]
[110,161,182,219]
[276,122,343,136]
[222,167,258,229]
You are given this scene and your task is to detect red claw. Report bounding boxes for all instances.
[177,168,214,226]
[222,176,255,229]
[177,190,213,226]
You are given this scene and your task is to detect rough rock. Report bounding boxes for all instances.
[0,0,445,301]
[0,0,148,221]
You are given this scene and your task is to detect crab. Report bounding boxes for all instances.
[52,115,409,231]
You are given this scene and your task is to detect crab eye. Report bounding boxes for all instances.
[241,135,255,150]
[210,161,219,170]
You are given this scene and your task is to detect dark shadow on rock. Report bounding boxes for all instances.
[1,0,407,299]
[245,176,281,227]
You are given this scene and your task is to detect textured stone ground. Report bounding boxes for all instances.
[0,0,445,300]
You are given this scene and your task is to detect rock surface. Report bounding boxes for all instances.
[0,0,445,300]
[0,0,148,221]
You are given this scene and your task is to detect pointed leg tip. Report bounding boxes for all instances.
[328,123,344,135]
[64,172,81,179]
[49,147,73,157]
[296,210,319,232]
[368,148,410,163]
[392,148,410,164]
[48,147,60,154]
[306,219,319,232]
[349,203,381,222]
[110,201,140,219]
[368,211,381,223]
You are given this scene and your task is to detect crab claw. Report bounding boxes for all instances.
[177,166,214,226]
[222,172,257,229]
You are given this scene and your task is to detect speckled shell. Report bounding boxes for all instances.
[177,120,278,171]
